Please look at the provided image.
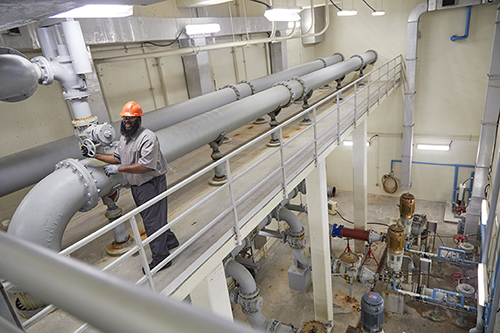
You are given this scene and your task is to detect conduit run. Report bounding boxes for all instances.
[7,50,376,271]
[272,207,310,269]
[225,260,295,333]
[0,53,344,198]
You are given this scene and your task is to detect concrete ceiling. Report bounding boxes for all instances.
[0,0,165,32]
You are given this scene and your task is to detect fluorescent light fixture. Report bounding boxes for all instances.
[343,140,370,147]
[50,5,133,18]
[264,8,302,22]
[372,10,385,16]
[481,199,488,226]
[336,10,358,16]
[416,144,450,151]
[478,263,486,306]
[185,23,221,36]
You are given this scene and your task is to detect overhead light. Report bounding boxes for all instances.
[361,0,385,16]
[329,0,357,16]
[342,140,370,147]
[50,5,133,18]
[336,10,358,16]
[185,23,221,36]
[264,8,302,22]
[416,144,451,151]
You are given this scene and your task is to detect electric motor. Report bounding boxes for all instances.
[361,292,384,333]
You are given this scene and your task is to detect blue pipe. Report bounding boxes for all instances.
[390,160,475,202]
[451,6,472,42]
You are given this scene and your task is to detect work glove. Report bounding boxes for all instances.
[104,164,121,177]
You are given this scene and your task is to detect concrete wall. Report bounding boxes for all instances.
[323,2,497,203]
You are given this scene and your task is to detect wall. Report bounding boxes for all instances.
[324,2,497,202]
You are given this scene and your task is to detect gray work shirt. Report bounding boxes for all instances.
[113,126,168,186]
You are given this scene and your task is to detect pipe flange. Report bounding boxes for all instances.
[288,226,305,238]
[350,54,365,71]
[315,57,328,68]
[365,49,378,64]
[62,89,91,101]
[273,81,295,108]
[31,56,54,85]
[288,235,306,250]
[332,52,345,61]
[238,79,255,95]
[221,84,241,100]
[55,158,99,212]
[267,319,281,332]
[289,77,308,101]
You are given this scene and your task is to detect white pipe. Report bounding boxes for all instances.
[273,207,310,268]
[0,232,260,333]
[0,54,40,102]
[401,2,428,191]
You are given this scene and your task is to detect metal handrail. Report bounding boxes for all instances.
[22,55,403,331]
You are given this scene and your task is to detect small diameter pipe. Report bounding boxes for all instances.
[451,6,471,42]
[0,233,260,333]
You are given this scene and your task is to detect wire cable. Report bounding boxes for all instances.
[329,0,342,11]
[434,232,446,247]
[382,173,398,194]
[360,0,376,12]
[143,28,186,47]
[249,0,271,9]
[336,210,388,226]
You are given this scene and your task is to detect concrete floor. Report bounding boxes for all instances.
[232,190,478,333]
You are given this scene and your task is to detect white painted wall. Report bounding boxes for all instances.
[324,2,497,202]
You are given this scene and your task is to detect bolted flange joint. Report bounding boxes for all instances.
[315,57,327,68]
[221,84,241,100]
[350,54,365,71]
[238,79,256,95]
[55,158,100,212]
[31,56,54,85]
[287,226,306,250]
[238,287,263,314]
[332,52,345,61]
[289,77,307,101]
[273,81,295,108]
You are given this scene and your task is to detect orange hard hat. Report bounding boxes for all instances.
[120,101,143,117]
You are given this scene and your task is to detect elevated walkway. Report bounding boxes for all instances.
[14,55,403,332]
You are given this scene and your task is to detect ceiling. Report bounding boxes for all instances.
[0,0,165,31]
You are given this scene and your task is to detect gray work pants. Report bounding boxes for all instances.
[131,175,178,265]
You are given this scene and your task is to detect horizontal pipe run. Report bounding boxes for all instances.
[0,53,344,198]
[0,232,260,333]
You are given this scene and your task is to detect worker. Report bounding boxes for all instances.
[82,101,179,273]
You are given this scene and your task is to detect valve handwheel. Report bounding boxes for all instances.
[453,234,468,244]
[455,205,467,215]
[451,272,467,285]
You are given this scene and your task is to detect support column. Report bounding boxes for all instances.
[181,37,213,98]
[305,157,333,323]
[190,262,233,321]
[269,31,288,73]
[353,119,368,253]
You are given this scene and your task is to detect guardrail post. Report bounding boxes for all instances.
[278,127,288,199]
[225,159,243,246]
[313,106,318,166]
[354,81,357,128]
[129,216,156,290]
[337,94,340,145]
[367,74,371,116]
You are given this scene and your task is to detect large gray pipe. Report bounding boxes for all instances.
[272,207,310,268]
[0,54,344,198]
[7,51,376,261]
[225,260,295,333]
[0,52,39,102]
[400,2,427,191]
[0,232,260,333]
